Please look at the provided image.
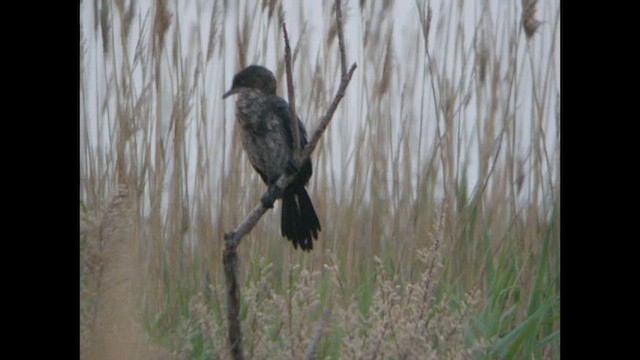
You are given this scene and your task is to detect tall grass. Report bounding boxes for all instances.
[80,0,560,358]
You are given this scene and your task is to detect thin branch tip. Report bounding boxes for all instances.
[282,20,301,161]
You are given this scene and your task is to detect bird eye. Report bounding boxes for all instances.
[234,75,247,88]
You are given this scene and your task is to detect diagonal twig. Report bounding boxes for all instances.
[282,22,301,162]
[335,0,348,77]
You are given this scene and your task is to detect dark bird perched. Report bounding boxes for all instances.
[222,65,321,251]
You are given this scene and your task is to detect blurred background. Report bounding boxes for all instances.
[80,0,559,358]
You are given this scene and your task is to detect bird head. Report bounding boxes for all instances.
[222,65,277,99]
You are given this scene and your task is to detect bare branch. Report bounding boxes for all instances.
[282,22,301,162]
[223,202,269,248]
[223,247,244,360]
[300,63,357,162]
[335,0,348,76]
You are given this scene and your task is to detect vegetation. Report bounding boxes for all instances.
[80,0,559,358]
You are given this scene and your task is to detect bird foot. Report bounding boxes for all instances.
[261,184,282,208]
[285,158,299,175]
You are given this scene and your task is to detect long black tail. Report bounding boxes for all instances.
[281,185,321,251]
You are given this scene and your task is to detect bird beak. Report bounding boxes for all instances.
[222,87,238,99]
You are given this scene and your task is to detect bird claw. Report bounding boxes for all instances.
[285,158,299,175]
[261,184,282,208]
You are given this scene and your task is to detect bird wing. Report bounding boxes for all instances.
[269,95,313,186]
[270,96,309,150]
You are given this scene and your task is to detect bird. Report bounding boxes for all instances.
[222,65,321,251]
